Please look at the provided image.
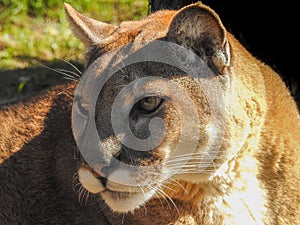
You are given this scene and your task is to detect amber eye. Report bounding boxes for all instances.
[139,96,162,112]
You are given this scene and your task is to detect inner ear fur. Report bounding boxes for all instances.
[64,3,117,48]
[167,2,231,74]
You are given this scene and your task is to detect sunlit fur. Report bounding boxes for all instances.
[66,2,299,224]
[0,2,298,225]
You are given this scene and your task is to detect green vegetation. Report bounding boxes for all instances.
[0,0,148,69]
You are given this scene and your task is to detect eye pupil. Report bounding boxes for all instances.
[140,97,161,112]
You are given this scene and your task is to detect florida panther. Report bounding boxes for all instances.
[0,2,299,225]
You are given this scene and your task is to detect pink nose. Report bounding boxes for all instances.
[94,164,116,178]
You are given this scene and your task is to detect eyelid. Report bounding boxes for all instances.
[138,97,164,114]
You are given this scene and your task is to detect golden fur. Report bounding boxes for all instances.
[66,2,300,224]
[0,2,299,225]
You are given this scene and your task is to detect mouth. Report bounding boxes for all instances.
[77,162,158,212]
[78,162,144,195]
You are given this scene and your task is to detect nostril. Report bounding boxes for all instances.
[101,165,114,175]
[94,164,115,177]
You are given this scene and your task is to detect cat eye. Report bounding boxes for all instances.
[139,96,162,112]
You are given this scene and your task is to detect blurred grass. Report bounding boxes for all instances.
[0,0,148,69]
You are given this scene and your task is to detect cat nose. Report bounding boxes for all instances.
[94,164,114,177]
[93,164,106,177]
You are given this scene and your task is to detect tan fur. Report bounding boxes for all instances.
[0,2,299,225]
[66,2,300,224]
[0,83,75,163]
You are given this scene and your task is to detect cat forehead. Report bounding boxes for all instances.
[86,10,177,67]
[101,11,177,49]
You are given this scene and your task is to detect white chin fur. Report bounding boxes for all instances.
[101,189,156,213]
[78,167,156,213]
[78,168,105,193]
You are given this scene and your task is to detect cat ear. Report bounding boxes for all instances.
[167,3,231,74]
[64,3,117,48]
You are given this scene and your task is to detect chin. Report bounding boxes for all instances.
[101,189,156,213]
[78,166,157,213]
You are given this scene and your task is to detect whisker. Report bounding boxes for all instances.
[56,68,81,78]
[86,189,90,205]
[62,76,77,81]
[172,169,216,174]
[167,151,226,159]
[40,64,77,81]
[146,184,172,210]
[138,184,147,199]
[82,189,89,206]
[163,157,213,164]
[153,185,179,213]
[164,161,221,169]
[74,182,82,189]
[162,177,188,195]
[78,186,83,202]
[149,180,177,192]
[161,165,220,175]
[60,58,82,76]
[137,174,179,213]
[164,161,222,168]
[165,162,222,168]
[137,174,169,209]
[164,153,225,163]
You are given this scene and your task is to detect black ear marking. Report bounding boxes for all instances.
[167,3,231,74]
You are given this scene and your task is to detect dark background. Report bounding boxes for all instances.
[149,0,299,108]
